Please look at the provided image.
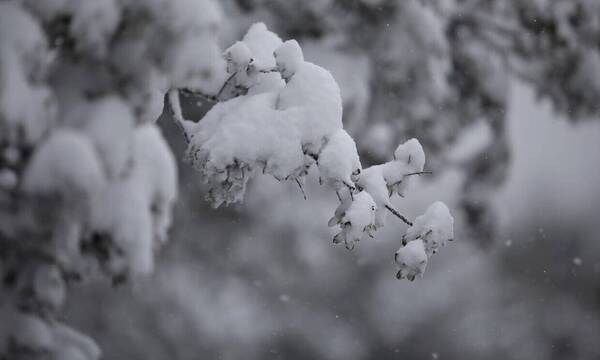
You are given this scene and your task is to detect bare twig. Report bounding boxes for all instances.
[216,72,238,100]
[404,171,433,177]
[385,205,413,226]
[295,178,307,200]
[388,171,433,190]
[179,88,217,102]
[167,89,192,144]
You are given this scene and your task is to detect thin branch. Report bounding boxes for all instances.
[335,190,342,202]
[295,178,307,200]
[167,89,193,144]
[385,205,413,226]
[179,88,217,102]
[404,171,433,177]
[216,72,237,100]
[388,171,434,189]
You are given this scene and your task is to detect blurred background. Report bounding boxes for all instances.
[64,1,600,359]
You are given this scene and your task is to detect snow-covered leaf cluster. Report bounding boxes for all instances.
[395,202,454,281]
[403,201,454,255]
[183,25,343,207]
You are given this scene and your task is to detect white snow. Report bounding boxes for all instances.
[392,138,426,173]
[318,129,362,189]
[90,179,154,275]
[0,51,55,144]
[0,2,46,72]
[356,165,391,228]
[384,138,426,197]
[242,22,283,70]
[223,41,253,74]
[274,40,304,81]
[190,92,304,206]
[87,123,176,275]
[404,201,454,255]
[246,72,285,96]
[276,43,343,156]
[22,129,105,200]
[328,187,354,227]
[70,0,120,58]
[395,239,428,281]
[131,124,178,245]
[80,97,135,179]
[333,191,377,250]
[165,33,225,92]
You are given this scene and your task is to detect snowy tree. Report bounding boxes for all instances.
[0,1,454,359]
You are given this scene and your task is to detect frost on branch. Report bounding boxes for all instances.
[177,23,454,281]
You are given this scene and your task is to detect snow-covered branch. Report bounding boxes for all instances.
[178,23,454,279]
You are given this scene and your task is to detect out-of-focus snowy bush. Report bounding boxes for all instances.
[0,1,454,358]
[0,0,220,356]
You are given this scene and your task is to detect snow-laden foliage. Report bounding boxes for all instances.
[331,190,377,250]
[403,201,454,256]
[0,1,453,359]
[394,239,428,282]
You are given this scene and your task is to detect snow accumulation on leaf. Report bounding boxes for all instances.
[179,23,455,281]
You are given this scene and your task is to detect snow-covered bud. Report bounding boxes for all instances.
[383,138,426,197]
[332,191,377,250]
[393,138,425,171]
[318,129,361,190]
[395,239,428,281]
[241,22,283,70]
[223,41,252,74]
[274,40,304,80]
[356,165,391,228]
[403,201,454,255]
